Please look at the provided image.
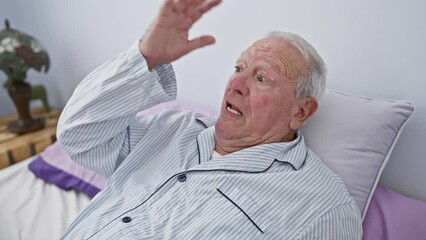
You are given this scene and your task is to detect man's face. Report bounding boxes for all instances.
[215,37,308,153]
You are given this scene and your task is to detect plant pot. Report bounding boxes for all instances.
[7,80,44,134]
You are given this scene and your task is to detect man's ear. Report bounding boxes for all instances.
[289,97,318,130]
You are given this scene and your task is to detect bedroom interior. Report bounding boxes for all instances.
[1,0,425,239]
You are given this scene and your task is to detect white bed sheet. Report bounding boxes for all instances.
[0,158,91,240]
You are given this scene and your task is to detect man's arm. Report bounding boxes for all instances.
[57,0,221,178]
[57,44,177,178]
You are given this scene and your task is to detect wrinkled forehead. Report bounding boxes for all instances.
[242,37,307,80]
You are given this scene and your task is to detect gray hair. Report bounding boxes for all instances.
[266,31,327,100]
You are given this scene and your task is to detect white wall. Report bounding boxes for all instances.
[1,0,425,201]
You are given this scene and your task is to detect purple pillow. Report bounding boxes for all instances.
[363,186,426,240]
[29,141,107,198]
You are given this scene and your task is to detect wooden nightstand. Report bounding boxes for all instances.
[0,109,60,169]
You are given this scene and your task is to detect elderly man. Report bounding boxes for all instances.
[58,0,362,239]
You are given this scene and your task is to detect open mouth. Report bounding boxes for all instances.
[226,102,243,116]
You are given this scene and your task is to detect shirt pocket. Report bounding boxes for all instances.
[216,183,272,234]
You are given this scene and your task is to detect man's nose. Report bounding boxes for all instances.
[228,75,249,96]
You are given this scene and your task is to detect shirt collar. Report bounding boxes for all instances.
[193,116,307,172]
[196,115,217,128]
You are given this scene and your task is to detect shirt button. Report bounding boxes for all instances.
[177,174,187,182]
[122,216,132,223]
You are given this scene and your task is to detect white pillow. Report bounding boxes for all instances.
[300,89,415,220]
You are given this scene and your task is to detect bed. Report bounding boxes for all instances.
[1,89,425,240]
[0,157,91,240]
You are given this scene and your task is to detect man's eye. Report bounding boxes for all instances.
[234,66,241,72]
[257,76,267,83]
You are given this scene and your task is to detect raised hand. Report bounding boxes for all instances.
[139,0,222,70]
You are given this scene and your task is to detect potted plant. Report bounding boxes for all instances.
[0,19,50,134]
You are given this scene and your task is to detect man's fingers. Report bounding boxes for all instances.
[164,0,191,14]
[172,0,188,13]
[199,0,222,13]
[146,0,221,66]
[189,0,222,22]
[162,0,174,10]
[187,35,216,52]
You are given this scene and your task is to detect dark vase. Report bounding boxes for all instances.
[7,80,44,134]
